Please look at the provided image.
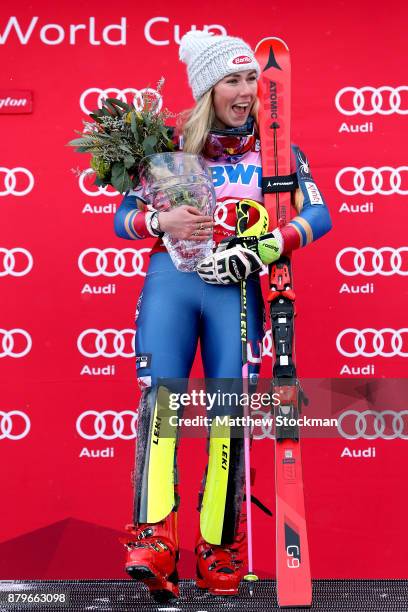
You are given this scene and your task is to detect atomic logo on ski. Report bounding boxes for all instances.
[262,46,282,72]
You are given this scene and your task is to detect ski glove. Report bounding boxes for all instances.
[197,245,263,284]
[197,231,283,285]
[218,231,282,261]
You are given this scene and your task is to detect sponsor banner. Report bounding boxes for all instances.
[0,90,33,114]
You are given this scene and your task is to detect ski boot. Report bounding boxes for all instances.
[123,511,179,602]
[195,515,247,596]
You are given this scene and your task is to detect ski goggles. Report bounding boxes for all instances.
[203,131,257,161]
[203,116,258,161]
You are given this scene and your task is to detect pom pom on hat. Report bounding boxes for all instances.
[179,30,260,100]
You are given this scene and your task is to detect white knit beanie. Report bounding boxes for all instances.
[179,30,260,101]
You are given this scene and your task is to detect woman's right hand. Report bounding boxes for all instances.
[158,205,214,241]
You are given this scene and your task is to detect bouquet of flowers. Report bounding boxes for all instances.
[67,79,175,193]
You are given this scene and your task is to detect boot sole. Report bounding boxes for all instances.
[127,565,179,601]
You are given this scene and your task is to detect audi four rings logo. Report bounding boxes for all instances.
[78,248,150,277]
[78,169,119,197]
[77,329,135,358]
[0,329,32,358]
[0,248,33,277]
[335,167,408,195]
[0,168,34,196]
[336,247,408,276]
[337,410,408,440]
[79,88,163,115]
[0,411,31,440]
[335,86,408,116]
[336,328,408,357]
[76,410,138,440]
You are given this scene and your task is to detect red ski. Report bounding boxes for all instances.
[255,37,312,608]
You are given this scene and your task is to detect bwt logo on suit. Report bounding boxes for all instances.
[0,17,225,46]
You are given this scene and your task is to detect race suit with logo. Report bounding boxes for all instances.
[114,140,332,544]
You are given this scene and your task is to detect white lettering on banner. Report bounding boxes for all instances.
[79,447,115,458]
[339,283,374,294]
[82,203,117,214]
[0,16,126,46]
[339,202,374,213]
[144,18,226,46]
[81,284,117,295]
[80,365,116,376]
[340,364,375,376]
[339,122,374,133]
[340,447,376,458]
[0,97,26,109]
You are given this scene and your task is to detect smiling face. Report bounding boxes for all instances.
[212,69,258,129]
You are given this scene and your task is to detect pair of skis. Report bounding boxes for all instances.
[242,38,312,607]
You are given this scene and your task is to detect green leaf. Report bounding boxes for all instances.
[67,137,90,147]
[142,135,158,155]
[124,155,135,169]
[89,113,104,123]
[111,162,132,193]
[94,175,111,187]
[130,113,139,141]
[106,98,131,111]
[103,100,120,116]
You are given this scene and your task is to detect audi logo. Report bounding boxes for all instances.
[0,329,32,358]
[76,410,138,440]
[79,88,163,115]
[0,411,31,440]
[335,86,408,116]
[335,167,408,196]
[336,247,408,276]
[337,410,408,440]
[336,328,408,358]
[78,248,150,277]
[0,248,33,277]
[78,169,119,197]
[0,167,34,197]
[77,329,135,358]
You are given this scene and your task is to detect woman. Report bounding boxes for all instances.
[115,30,332,601]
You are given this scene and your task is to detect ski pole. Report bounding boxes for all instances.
[235,199,269,595]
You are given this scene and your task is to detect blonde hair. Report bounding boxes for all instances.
[178,91,260,154]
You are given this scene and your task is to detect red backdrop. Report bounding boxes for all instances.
[1,0,407,580]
